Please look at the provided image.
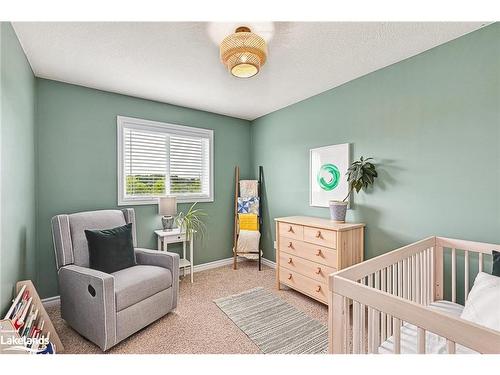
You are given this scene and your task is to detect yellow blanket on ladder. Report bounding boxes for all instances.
[238,213,259,231]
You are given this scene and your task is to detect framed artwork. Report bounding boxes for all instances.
[309,143,351,207]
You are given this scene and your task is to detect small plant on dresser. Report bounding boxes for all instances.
[329,156,378,222]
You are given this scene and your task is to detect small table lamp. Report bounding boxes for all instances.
[159,196,177,231]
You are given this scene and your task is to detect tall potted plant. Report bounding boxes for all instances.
[329,156,378,222]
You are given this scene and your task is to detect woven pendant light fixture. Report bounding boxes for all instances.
[220,26,267,78]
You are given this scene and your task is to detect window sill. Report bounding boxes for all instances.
[118,196,214,206]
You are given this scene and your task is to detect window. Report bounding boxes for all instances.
[117,116,213,205]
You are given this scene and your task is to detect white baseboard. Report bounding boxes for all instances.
[182,256,275,273]
[183,256,237,274]
[261,258,276,269]
[41,256,276,307]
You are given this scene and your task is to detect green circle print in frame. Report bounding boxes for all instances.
[310,143,350,207]
[317,163,340,191]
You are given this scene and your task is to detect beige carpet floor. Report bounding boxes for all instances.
[46,261,328,354]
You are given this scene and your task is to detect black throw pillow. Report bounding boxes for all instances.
[85,223,136,274]
[492,250,500,277]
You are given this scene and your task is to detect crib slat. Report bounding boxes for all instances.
[368,306,373,353]
[398,261,403,298]
[434,246,444,300]
[403,258,408,300]
[393,318,401,354]
[368,272,374,351]
[464,250,469,300]
[447,340,456,354]
[381,268,387,342]
[344,297,351,353]
[422,250,427,305]
[361,304,366,354]
[479,253,483,272]
[419,250,425,305]
[353,301,360,354]
[411,256,416,301]
[367,273,374,351]
[416,253,421,304]
[452,248,457,303]
[430,247,436,302]
[360,276,367,354]
[426,248,431,305]
[372,309,380,354]
[393,263,398,297]
[387,267,393,338]
[417,327,426,354]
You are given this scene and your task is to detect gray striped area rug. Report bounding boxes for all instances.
[214,287,327,354]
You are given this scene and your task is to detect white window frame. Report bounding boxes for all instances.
[117,115,214,205]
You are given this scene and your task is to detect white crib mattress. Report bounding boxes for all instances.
[378,300,477,354]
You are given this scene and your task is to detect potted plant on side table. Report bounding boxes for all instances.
[175,202,207,241]
[329,156,378,222]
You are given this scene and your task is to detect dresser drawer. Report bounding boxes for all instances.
[303,226,336,248]
[279,267,327,303]
[279,237,338,268]
[278,222,304,240]
[280,253,336,284]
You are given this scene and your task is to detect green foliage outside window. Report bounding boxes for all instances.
[126,174,201,195]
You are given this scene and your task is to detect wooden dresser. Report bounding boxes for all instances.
[275,216,364,304]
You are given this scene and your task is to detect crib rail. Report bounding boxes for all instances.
[328,236,500,354]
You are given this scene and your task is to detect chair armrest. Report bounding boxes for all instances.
[58,265,116,351]
[135,248,179,309]
[135,248,179,270]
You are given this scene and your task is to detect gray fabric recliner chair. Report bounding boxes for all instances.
[51,208,179,351]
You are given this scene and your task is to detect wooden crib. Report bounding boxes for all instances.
[328,236,500,354]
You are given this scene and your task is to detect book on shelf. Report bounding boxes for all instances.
[1,281,61,354]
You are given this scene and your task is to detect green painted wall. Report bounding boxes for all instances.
[251,24,500,303]
[4,22,499,304]
[36,79,251,298]
[0,23,37,311]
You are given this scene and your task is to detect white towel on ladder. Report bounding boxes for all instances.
[236,230,262,260]
[239,180,258,198]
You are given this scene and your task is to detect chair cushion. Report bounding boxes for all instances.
[85,223,136,274]
[69,210,128,267]
[113,265,172,311]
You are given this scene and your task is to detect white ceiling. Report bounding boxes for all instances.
[13,22,487,120]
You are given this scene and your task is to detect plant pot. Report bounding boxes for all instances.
[329,200,348,223]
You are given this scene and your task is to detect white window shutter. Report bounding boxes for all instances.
[124,128,168,196]
[169,135,207,196]
[118,116,213,205]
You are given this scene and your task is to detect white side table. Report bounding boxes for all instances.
[154,228,194,283]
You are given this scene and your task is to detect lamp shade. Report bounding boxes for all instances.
[220,26,267,78]
[158,196,177,216]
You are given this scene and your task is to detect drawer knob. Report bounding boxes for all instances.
[288,226,294,233]
[287,257,293,264]
[316,230,322,239]
[315,285,321,292]
[287,273,293,280]
[288,242,293,249]
[315,267,321,274]
[315,249,322,256]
